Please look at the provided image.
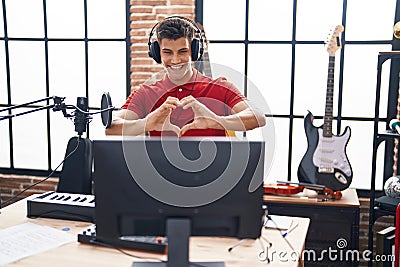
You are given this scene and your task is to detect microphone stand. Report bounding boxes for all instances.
[0,96,94,137]
[0,95,115,207]
[0,96,63,121]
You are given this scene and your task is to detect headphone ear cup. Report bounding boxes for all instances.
[149,41,162,64]
[191,38,200,61]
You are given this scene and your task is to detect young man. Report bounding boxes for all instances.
[106,16,266,137]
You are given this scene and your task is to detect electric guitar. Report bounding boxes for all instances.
[297,25,353,191]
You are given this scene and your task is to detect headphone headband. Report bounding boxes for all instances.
[147,16,204,63]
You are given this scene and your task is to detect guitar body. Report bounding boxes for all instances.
[297,111,353,191]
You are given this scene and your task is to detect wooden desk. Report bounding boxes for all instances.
[264,187,360,207]
[264,188,360,267]
[1,197,310,267]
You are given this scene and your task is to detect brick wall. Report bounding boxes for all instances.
[130,0,195,91]
[0,174,58,207]
[359,197,393,266]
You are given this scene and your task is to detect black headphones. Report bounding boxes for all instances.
[147,16,204,64]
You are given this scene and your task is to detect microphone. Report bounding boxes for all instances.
[74,97,90,136]
[101,92,114,128]
[390,119,400,134]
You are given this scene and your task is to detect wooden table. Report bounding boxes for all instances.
[264,186,360,207]
[1,196,310,267]
[264,188,360,267]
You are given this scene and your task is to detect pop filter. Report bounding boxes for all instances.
[101,92,113,128]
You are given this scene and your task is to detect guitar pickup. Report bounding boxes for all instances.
[318,166,334,173]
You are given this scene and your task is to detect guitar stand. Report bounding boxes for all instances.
[257,237,271,263]
[228,211,273,262]
[227,233,272,252]
[227,239,247,252]
[229,208,273,263]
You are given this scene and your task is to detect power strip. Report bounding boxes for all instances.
[78,224,167,254]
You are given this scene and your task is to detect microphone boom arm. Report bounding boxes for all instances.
[0,93,115,134]
[0,96,56,113]
[0,104,56,121]
[0,96,68,121]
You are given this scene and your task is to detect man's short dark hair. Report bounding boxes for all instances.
[156,17,195,44]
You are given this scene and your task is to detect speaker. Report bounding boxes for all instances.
[148,16,204,64]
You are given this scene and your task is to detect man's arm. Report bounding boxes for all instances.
[220,100,266,130]
[105,97,181,136]
[105,109,147,136]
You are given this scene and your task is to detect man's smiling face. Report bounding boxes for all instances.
[160,37,193,85]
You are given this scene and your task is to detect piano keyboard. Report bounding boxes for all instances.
[27,191,95,222]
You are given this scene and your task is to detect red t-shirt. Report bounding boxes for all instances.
[121,70,246,137]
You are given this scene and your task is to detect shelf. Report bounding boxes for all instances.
[377,52,400,64]
[375,195,400,212]
[374,131,400,148]
[378,130,400,137]
[379,51,400,55]
[368,52,400,267]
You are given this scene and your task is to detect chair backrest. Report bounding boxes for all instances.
[56,136,93,194]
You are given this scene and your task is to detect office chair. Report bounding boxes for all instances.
[56,136,93,195]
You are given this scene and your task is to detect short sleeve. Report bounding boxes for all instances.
[121,89,137,109]
[214,77,246,109]
[120,86,149,118]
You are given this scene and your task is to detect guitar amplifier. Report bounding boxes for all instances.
[27,191,95,222]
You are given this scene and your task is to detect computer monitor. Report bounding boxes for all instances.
[93,136,265,267]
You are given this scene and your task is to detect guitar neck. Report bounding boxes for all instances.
[323,55,335,137]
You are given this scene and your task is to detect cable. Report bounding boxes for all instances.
[228,239,248,252]
[88,239,166,262]
[72,105,115,115]
[265,216,295,250]
[1,137,82,207]
[31,209,93,222]
[265,216,303,266]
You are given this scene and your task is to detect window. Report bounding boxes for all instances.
[0,0,129,173]
[201,0,397,190]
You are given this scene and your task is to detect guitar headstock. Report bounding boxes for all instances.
[325,25,344,55]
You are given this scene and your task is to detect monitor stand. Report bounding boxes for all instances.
[132,218,225,267]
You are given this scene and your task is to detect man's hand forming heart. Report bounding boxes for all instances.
[144,96,223,136]
[144,96,181,136]
[179,95,222,136]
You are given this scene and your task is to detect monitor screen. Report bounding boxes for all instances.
[92,136,265,266]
